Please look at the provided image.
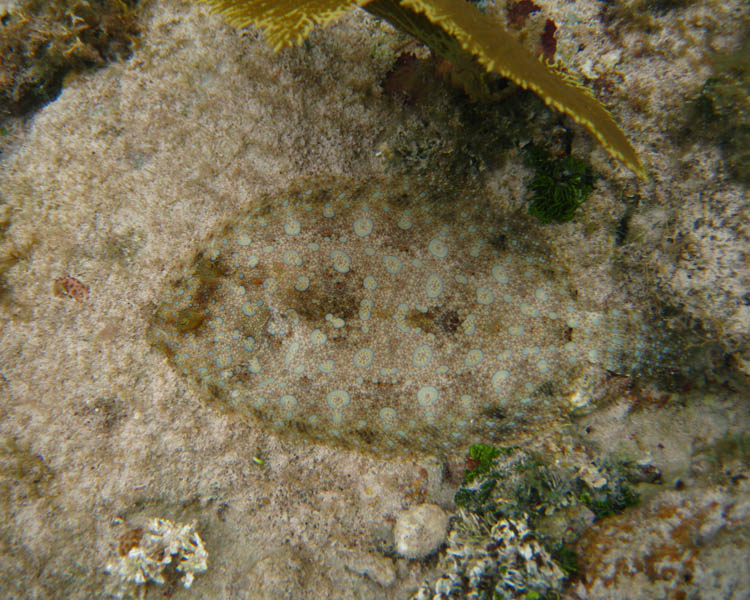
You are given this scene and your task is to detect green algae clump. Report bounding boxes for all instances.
[148,177,656,455]
[525,146,596,224]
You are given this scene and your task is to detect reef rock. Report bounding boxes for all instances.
[149,177,661,455]
[394,503,450,559]
[570,483,750,600]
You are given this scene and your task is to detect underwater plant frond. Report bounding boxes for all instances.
[389,0,647,180]
[199,0,371,51]
[363,0,501,101]
[199,0,647,179]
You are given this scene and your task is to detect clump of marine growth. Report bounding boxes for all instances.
[105,518,208,598]
[409,512,566,600]
[0,0,139,123]
[524,145,596,224]
[410,443,649,598]
[149,177,667,455]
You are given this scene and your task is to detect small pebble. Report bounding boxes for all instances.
[394,503,450,559]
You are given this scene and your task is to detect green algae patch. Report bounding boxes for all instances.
[525,145,596,224]
[453,444,643,536]
[148,177,663,455]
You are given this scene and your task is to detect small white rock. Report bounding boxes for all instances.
[393,504,450,559]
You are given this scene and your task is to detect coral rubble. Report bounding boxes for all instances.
[105,518,208,598]
[409,512,565,600]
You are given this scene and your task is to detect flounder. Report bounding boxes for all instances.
[149,177,654,454]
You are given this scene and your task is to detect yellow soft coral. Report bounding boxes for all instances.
[200,0,372,50]
[199,0,647,179]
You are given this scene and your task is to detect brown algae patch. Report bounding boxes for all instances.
[149,178,649,454]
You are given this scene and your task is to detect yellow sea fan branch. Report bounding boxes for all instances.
[198,0,647,179]
[199,0,371,51]
[394,0,646,179]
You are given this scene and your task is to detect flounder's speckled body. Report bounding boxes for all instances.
[149,177,649,454]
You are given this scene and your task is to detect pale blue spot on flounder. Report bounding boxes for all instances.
[379,407,397,425]
[492,265,509,284]
[331,250,351,273]
[383,255,402,274]
[280,394,297,409]
[284,341,300,365]
[428,238,449,258]
[283,250,302,266]
[412,344,433,367]
[354,217,374,237]
[284,219,301,235]
[425,274,444,299]
[241,302,257,317]
[465,349,483,367]
[398,213,413,230]
[310,329,327,344]
[353,348,374,368]
[462,314,477,336]
[417,385,439,407]
[149,176,663,455]
[476,287,494,305]
[359,298,372,321]
[326,314,345,329]
[326,389,351,411]
[491,369,510,392]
